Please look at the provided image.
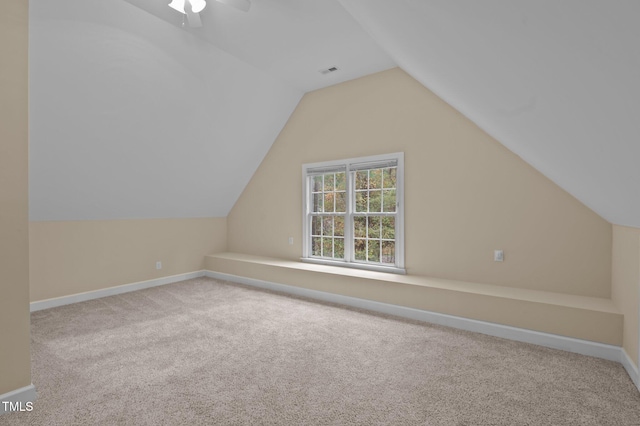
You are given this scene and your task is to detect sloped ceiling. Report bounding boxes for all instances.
[339,0,640,228]
[29,0,395,221]
[124,0,397,91]
[31,0,640,228]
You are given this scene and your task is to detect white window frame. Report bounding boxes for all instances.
[302,152,405,274]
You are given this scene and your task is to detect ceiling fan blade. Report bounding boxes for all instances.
[216,0,251,12]
[185,10,203,27]
[185,0,203,27]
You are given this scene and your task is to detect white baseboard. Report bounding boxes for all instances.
[620,348,640,390]
[0,384,37,414]
[30,271,206,312]
[26,269,640,393]
[206,270,640,392]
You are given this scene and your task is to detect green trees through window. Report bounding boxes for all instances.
[353,167,396,264]
[304,153,404,272]
[311,172,346,259]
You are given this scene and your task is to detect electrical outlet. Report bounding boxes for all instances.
[494,250,504,262]
[288,237,294,245]
[156,261,162,270]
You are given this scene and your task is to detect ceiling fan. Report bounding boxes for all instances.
[168,0,251,28]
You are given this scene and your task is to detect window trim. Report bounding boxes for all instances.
[301,152,405,275]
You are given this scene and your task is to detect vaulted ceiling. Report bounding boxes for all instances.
[28,0,393,221]
[339,0,640,228]
[30,0,640,228]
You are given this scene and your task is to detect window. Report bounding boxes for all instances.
[302,153,404,274]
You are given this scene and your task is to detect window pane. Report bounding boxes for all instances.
[381,241,395,264]
[369,190,382,212]
[306,155,401,268]
[383,168,396,189]
[354,216,366,238]
[335,192,346,212]
[368,240,380,263]
[355,171,368,190]
[324,193,335,212]
[382,217,395,239]
[382,189,396,212]
[334,238,344,259]
[312,237,321,256]
[312,216,322,236]
[322,216,333,236]
[334,216,345,237]
[322,237,333,258]
[354,239,366,261]
[313,193,323,212]
[335,172,346,191]
[355,191,368,212]
[369,169,382,189]
[367,216,381,239]
[324,173,334,191]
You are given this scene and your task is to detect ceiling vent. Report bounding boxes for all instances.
[320,67,339,75]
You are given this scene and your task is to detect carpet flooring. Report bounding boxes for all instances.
[2,277,640,425]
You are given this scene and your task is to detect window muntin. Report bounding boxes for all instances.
[303,153,404,273]
[310,171,346,260]
[353,166,397,265]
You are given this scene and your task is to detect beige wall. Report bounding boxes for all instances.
[612,225,640,366]
[228,68,612,298]
[0,0,31,395]
[30,217,227,302]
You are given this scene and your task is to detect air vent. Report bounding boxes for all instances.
[320,67,339,75]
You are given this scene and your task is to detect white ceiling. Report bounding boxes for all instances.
[339,0,640,228]
[29,0,393,221]
[30,0,640,229]
[125,0,397,92]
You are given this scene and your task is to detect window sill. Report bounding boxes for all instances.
[300,257,406,275]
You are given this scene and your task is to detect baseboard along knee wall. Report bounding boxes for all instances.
[26,269,640,394]
[202,270,640,392]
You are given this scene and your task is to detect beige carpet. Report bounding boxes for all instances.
[2,277,640,425]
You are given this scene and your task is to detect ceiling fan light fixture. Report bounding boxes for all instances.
[168,0,185,13]
[190,0,207,13]
[168,0,207,14]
